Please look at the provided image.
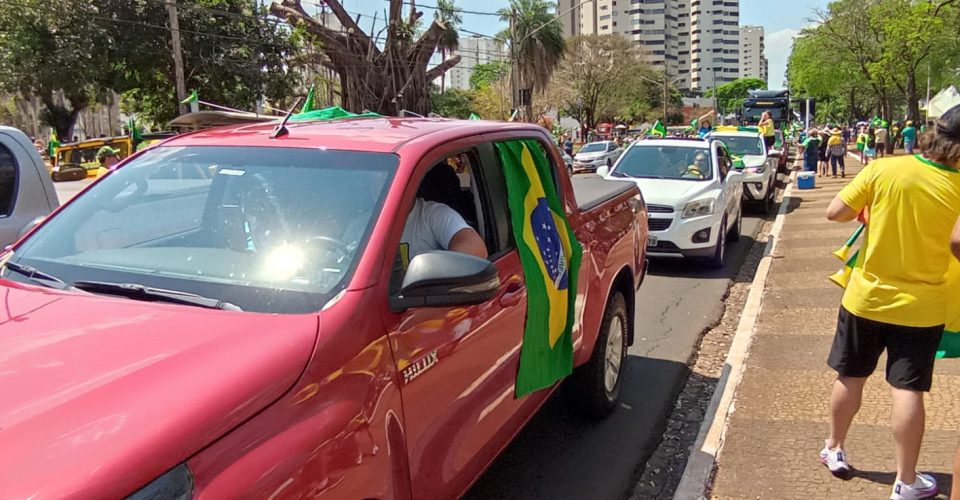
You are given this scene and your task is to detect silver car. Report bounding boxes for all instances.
[573,141,622,173]
[0,126,59,246]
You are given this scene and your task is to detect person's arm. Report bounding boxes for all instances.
[449,228,488,258]
[826,197,859,222]
[827,164,872,222]
[950,216,960,261]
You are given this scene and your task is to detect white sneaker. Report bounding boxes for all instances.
[819,441,851,476]
[890,472,938,499]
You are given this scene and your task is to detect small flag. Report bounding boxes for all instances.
[180,90,199,105]
[301,85,316,114]
[127,118,143,144]
[650,120,667,138]
[832,224,865,262]
[468,113,481,120]
[685,117,698,133]
[828,249,860,288]
[508,109,519,122]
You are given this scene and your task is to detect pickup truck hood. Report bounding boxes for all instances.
[627,178,717,208]
[0,282,319,498]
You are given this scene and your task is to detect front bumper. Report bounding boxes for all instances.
[572,162,600,173]
[645,213,723,258]
[741,173,770,201]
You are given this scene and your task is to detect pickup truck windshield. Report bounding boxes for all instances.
[714,136,764,156]
[613,146,714,181]
[9,146,397,314]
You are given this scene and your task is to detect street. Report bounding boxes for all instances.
[53,177,94,204]
[466,180,774,500]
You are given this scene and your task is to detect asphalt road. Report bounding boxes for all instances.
[465,175,782,500]
[52,177,94,203]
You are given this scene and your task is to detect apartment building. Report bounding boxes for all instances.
[739,25,768,82]
[446,36,506,91]
[558,0,743,92]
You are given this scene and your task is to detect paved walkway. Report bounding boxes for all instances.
[711,159,960,499]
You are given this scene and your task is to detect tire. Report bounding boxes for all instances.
[563,292,628,419]
[764,180,777,215]
[708,216,727,268]
[728,207,742,242]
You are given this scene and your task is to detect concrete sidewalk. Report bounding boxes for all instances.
[710,160,960,499]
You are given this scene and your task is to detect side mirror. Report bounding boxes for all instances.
[596,165,610,177]
[726,170,743,182]
[390,251,500,311]
[17,216,46,240]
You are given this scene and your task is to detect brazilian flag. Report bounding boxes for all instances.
[496,140,583,397]
[650,120,667,138]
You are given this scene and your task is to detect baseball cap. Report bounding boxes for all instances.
[936,103,960,141]
[96,145,121,159]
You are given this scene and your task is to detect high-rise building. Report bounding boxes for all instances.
[739,25,768,83]
[557,0,744,93]
[446,36,506,91]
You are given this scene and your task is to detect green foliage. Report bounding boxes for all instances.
[470,62,509,90]
[498,0,566,93]
[431,88,475,118]
[705,78,767,114]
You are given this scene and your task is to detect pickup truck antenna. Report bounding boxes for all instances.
[271,97,303,139]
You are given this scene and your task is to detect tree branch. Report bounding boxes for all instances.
[425,55,461,81]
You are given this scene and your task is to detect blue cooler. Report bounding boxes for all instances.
[797,172,816,190]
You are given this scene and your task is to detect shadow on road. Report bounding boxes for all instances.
[465,357,697,500]
[646,234,758,281]
[850,469,952,493]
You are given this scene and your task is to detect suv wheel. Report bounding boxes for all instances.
[564,292,628,419]
[728,207,742,242]
[708,216,727,268]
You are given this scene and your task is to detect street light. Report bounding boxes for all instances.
[636,73,687,124]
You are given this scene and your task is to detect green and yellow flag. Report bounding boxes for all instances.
[301,85,316,114]
[650,120,667,138]
[180,90,199,105]
[495,139,583,397]
[832,224,865,262]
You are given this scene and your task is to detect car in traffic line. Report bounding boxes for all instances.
[598,137,743,268]
[0,126,59,246]
[572,140,622,173]
[707,128,780,213]
[0,117,648,499]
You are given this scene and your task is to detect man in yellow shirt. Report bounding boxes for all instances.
[821,104,960,500]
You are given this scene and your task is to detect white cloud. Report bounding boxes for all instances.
[764,28,800,89]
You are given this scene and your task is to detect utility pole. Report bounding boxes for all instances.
[166,0,188,116]
[510,8,518,119]
[662,74,668,124]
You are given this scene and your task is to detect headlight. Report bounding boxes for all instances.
[682,199,715,219]
[127,464,193,500]
[744,166,763,174]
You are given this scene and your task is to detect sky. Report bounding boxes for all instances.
[333,0,829,88]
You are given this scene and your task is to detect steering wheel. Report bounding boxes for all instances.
[304,235,352,263]
[99,175,149,212]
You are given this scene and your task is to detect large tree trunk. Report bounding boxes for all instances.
[40,94,86,140]
[905,68,921,125]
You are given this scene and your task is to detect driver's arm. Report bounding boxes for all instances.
[449,228,488,258]
[425,200,489,259]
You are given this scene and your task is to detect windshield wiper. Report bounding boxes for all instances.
[3,261,73,290]
[72,281,243,311]
[609,171,631,178]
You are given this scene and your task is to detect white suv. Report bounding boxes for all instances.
[707,129,781,214]
[598,138,743,268]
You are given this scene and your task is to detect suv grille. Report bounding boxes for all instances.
[648,218,672,232]
[646,204,674,214]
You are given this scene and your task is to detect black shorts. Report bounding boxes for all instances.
[827,306,943,391]
[764,135,775,149]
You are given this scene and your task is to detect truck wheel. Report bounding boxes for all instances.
[563,292,628,419]
[708,217,727,268]
[764,182,777,215]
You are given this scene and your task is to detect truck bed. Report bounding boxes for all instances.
[570,175,636,211]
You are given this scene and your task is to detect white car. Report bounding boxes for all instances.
[573,141,622,173]
[708,130,781,213]
[597,138,743,268]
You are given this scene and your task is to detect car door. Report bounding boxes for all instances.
[384,140,550,499]
[713,143,738,227]
[0,131,56,246]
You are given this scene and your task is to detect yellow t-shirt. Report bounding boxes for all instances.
[759,120,775,137]
[839,155,960,327]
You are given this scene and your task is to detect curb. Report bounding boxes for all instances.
[673,165,798,499]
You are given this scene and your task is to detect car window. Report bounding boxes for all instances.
[715,136,764,156]
[579,143,605,153]
[612,145,713,181]
[716,146,731,178]
[607,143,616,152]
[0,143,18,217]
[10,146,396,314]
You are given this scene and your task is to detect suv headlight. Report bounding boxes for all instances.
[682,199,715,219]
[127,464,193,500]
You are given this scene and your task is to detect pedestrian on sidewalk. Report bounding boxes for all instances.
[903,121,918,154]
[857,126,869,164]
[800,128,821,173]
[822,103,960,500]
[876,125,889,158]
[818,128,831,176]
[827,127,846,178]
[864,128,878,165]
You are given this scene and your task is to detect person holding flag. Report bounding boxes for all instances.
[820,103,960,499]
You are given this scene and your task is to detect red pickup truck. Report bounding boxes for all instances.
[0,118,647,499]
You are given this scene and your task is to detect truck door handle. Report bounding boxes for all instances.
[499,282,525,307]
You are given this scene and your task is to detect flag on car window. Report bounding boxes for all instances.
[495,139,583,397]
[650,120,667,138]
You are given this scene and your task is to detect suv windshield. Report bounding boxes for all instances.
[8,146,396,314]
[613,145,713,181]
[714,136,764,156]
[579,142,607,153]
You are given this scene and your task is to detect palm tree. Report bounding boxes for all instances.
[434,0,462,93]
[498,0,566,117]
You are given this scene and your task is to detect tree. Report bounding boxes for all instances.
[470,62,509,90]
[271,0,462,115]
[472,77,512,120]
[544,36,649,134]
[498,0,566,119]
[705,77,767,115]
[431,88,474,118]
[434,0,462,94]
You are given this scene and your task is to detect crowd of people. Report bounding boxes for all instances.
[819,103,960,500]
[796,120,929,178]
